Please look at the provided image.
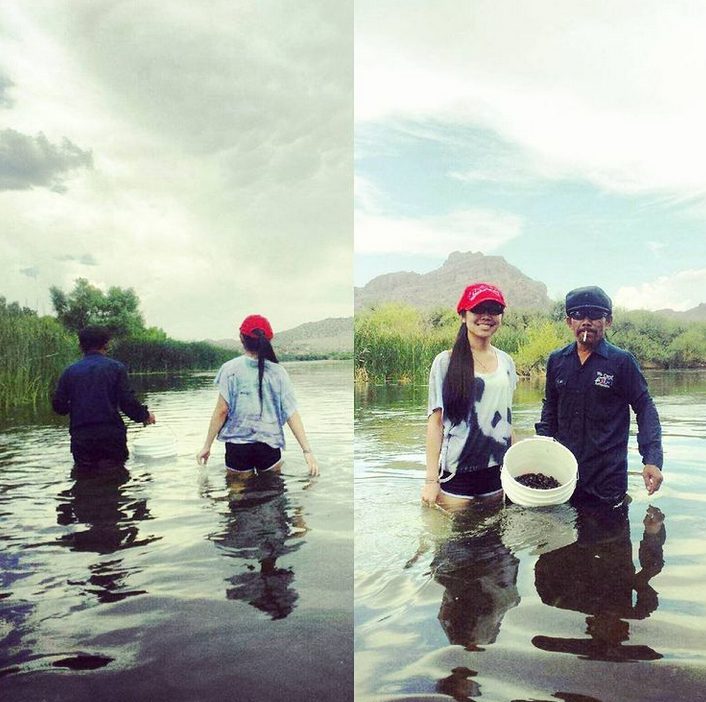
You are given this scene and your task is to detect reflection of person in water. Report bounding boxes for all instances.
[428,508,520,699]
[533,503,666,662]
[55,468,159,602]
[208,470,308,620]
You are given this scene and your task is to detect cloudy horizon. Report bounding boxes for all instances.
[0,1,352,340]
[355,1,706,312]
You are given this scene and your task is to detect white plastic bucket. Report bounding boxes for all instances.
[501,436,577,506]
[132,427,178,459]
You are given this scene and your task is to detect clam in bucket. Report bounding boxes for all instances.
[132,426,178,460]
[501,436,577,506]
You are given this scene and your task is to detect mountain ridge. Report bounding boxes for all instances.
[206,316,353,355]
[653,302,706,322]
[355,251,553,311]
[356,251,706,320]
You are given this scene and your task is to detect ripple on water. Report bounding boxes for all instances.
[355,376,706,702]
[1,362,353,699]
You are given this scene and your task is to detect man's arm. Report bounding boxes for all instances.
[51,371,70,415]
[626,354,664,494]
[116,365,151,424]
[535,355,558,437]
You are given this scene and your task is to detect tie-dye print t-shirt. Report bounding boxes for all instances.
[427,349,517,477]
[215,356,298,449]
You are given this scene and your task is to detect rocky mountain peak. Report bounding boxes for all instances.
[355,251,553,311]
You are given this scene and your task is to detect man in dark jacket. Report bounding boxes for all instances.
[535,286,663,507]
[52,326,155,470]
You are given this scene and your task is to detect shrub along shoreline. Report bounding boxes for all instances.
[0,303,350,411]
[0,305,77,410]
[0,319,234,411]
[0,309,219,411]
[355,303,706,384]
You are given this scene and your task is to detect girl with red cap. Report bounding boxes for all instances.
[422,283,517,509]
[197,314,319,477]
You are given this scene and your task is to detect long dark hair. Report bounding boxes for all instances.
[442,321,475,426]
[240,331,279,409]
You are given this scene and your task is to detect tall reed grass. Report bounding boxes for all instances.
[112,337,234,373]
[355,304,450,384]
[355,302,706,383]
[0,310,78,410]
[0,309,232,409]
[354,306,570,383]
[1,299,346,410]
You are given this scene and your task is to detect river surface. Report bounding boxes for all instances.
[355,370,706,702]
[1,361,353,702]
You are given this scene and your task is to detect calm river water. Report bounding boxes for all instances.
[355,371,706,702]
[1,361,353,702]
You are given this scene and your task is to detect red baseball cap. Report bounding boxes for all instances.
[239,314,274,340]
[456,283,506,313]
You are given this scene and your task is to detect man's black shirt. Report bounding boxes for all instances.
[536,339,662,503]
[52,352,149,432]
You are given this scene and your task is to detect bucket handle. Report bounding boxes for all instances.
[141,423,178,439]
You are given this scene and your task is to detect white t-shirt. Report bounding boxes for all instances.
[215,356,298,449]
[427,348,517,477]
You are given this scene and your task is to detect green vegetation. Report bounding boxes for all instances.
[50,278,145,337]
[0,298,78,410]
[609,310,706,368]
[111,333,233,373]
[278,351,353,362]
[355,303,453,383]
[48,280,235,374]
[355,302,706,384]
[2,278,350,410]
[0,283,226,409]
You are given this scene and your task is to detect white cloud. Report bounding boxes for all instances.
[0,1,352,338]
[354,175,385,215]
[615,268,706,311]
[646,241,667,256]
[355,207,522,256]
[356,1,706,197]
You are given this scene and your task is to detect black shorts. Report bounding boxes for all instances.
[440,465,502,498]
[225,442,282,473]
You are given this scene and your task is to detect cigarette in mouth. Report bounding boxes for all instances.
[583,331,588,342]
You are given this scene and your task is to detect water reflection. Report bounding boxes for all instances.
[55,465,160,603]
[355,371,706,702]
[533,504,666,662]
[130,372,214,395]
[208,471,308,620]
[429,507,520,699]
[0,362,351,697]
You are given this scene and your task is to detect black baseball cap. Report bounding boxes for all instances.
[565,286,612,314]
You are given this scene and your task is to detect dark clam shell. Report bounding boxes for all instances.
[514,472,561,490]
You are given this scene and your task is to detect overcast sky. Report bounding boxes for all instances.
[0,1,351,340]
[355,1,706,311]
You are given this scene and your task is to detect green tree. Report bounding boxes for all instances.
[550,299,567,322]
[667,326,706,366]
[514,320,570,375]
[50,278,145,338]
